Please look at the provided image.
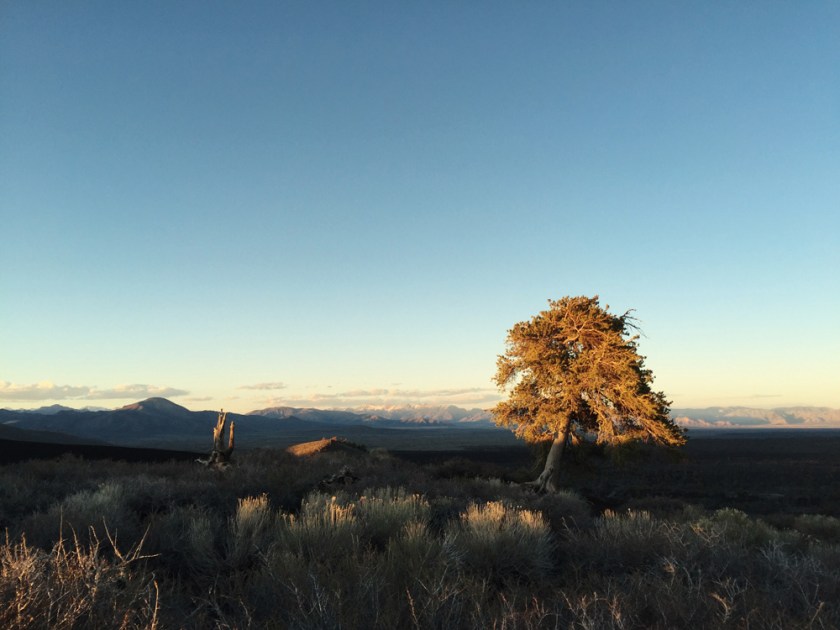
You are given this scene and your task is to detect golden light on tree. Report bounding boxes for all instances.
[492,295,686,492]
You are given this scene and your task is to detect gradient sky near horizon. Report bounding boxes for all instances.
[2,2,838,414]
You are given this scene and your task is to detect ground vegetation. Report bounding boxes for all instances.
[1,437,838,628]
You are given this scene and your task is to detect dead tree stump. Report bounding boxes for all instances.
[318,466,359,491]
[197,410,235,468]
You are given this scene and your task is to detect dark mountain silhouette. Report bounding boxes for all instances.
[7,398,833,455]
[4,400,493,447]
[14,404,77,415]
[1,398,211,444]
[119,397,195,417]
[0,398,518,451]
[0,398,423,450]
[2,398,249,449]
[8,404,109,415]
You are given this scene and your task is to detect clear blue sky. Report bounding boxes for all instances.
[2,2,838,413]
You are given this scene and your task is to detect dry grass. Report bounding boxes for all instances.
[0,528,159,629]
[1,447,839,628]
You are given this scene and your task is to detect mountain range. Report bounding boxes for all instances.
[249,404,495,427]
[1,399,838,453]
[671,407,840,429]
[0,398,509,451]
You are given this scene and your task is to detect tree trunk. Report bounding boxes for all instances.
[197,410,235,468]
[529,419,571,493]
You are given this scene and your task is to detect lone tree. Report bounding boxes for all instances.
[492,295,685,492]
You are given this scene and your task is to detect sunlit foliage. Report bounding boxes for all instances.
[493,295,685,445]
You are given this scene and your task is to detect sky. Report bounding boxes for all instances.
[1,2,838,414]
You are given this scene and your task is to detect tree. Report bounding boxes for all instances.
[492,295,685,492]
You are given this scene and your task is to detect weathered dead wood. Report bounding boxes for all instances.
[197,410,235,468]
[318,465,358,491]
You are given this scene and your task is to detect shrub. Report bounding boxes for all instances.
[530,489,592,532]
[792,514,840,544]
[277,492,361,561]
[227,493,274,570]
[355,487,430,549]
[580,510,678,575]
[145,504,222,579]
[693,508,782,549]
[0,531,159,629]
[19,481,139,550]
[448,500,554,583]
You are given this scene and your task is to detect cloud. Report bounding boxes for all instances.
[0,381,188,401]
[238,382,287,391]
[0,381,90,401]
[86,384,189,399]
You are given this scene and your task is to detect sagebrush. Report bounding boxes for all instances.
[1,449,838,628]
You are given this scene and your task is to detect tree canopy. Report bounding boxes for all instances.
[492,296,685,490]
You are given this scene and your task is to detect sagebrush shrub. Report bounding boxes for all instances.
[0,531,159,629]
[582,510,677,574]
[19,481,140,550]
[792,514,840,544]
[278,492,361,560]
[355,487,430,549]
[693,508,782,548]
[448,500,554,582]
[227,493,273,569]
[530,489,592,532]
[145,504,221,579]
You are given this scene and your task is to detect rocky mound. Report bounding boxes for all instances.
[286,436,368,457]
